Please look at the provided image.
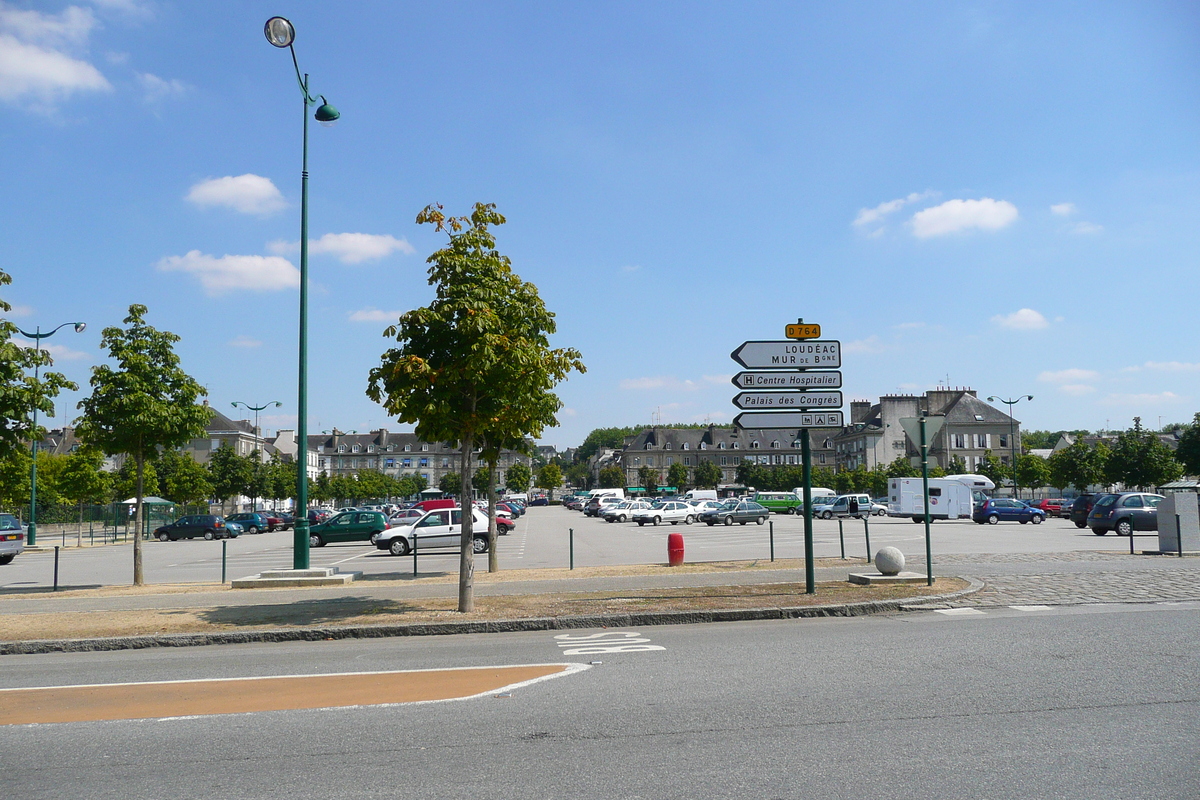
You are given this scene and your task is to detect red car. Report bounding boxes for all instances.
[1030,498,1067,514]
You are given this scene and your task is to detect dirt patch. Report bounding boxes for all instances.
[0,577,966,642]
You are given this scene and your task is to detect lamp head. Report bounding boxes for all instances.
[987,396,997,402]
[315,96,340,127]
[73,322,86,333]
[1025,395,1034,401]
[273,401,282,408]
[264,17,295,48]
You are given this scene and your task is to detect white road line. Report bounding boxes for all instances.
[934,608,986,616]
[1009,605,1052,611]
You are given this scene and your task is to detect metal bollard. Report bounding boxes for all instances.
[838,518,845,559]
[863,515,871,563]
[569,528,574,570]
[53,546,60,592]
[221,540,227,583]
[1177,514,1183,558]
[412,533,419,576]
[769,520,774,562]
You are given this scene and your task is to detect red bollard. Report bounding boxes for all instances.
[667,532,685,567]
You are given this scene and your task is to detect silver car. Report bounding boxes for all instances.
[0,513,27,565]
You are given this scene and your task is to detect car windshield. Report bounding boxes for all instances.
[650,502,666,509]
[0,515,20,530]
[719,501,738,510]
[1094,495,1117,508]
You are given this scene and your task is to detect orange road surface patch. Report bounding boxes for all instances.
[0,664,576,726]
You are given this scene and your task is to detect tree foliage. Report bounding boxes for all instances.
[535,463,562,499]
[1047,438,1109,491]
[505,461,531,494]
[666,461,689,491]
[1174,413,1200,477]
[367,204,583,611]
[637,465,659,495]
[75,305,210,585]
[155,449,211,506]
[564,462,591,489]
[1015,454,1049,493]
[692,460,721,489]
[208,444,251,509]
[1104,418,1183,491]
[575,427,638,463]
[597,465,624,489]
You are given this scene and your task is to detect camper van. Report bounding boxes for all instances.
[889,475,988,522]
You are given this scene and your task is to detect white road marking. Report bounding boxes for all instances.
[1009,605,1052,611]
[555,630,666,655]
[933,608,986,616]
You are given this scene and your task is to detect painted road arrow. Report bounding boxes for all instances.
[733,410,845,429]
[732,391,843,410]
[731,370,842,389]
[730,340,841,369]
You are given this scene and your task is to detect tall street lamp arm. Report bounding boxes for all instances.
[988,395,1033,500]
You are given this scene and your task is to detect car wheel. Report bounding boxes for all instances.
[756,517,766,525]
[158,532,170,542]
[1093,528,1107,536]
[1031,515,1043,525]
[1074,520,1087,528]
[685,515,694,525]
[706,520,715,526]
[637,521,645,526]
[786,507,795,515]
[472,536,489,554]
[204,530,215,540]
[1019,519,1028,524]
[821,511,833,520]
[987,514,999,525]
[0,554,13,565]
[310,534,324,548]
[618,514,627,522]
[1116,519,1133,537]
[914,517,925,524]
[247,525,259,534]
[653,516,661,526]
[388,538,410,557]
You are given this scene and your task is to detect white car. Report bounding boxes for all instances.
[688,499,723,515]
[374,507,492,556]
[631,501,696,526]
[601,500,651,523]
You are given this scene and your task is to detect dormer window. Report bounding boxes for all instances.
[645,442,652,450]
[664,443,671,450]
[352,445,361,453]
[750,441,760,449]
[681,442,690,450]
[793,440,802,448]
[699,442,707,450]
[368,445,376,453]
[338,444,346,453]
[732,442,740,450]
[404,444,411,452]
[421,444,428,452]
[771,440,780,449]
[717,442,725,450]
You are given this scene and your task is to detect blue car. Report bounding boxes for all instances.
[972,498,1045,525]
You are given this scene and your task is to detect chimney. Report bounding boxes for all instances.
[851,400,871,424]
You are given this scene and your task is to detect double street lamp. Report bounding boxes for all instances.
[17,321,86,546]
[988,394,1033,499]
[264,16,339,570]
[230,400,282,512]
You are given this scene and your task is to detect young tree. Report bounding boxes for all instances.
[1171,413,1200,477]
[76,305,210,585]
[1015,454,1049,495]
[368,204,583,612]
[473,465,492,491]
[56,447,111,527]
[597,465,624,489]
[1104,418,1183,491]
[208,444,251,514]
[565,462,591,489]
[438,471,461,496]
[505,461,531,495]
[693,460,722,489]
[535,463,563,500]
[884,456,919,479]
[0,270,77,461]
[1047,438,1108,492]
[975,450,1010,491]
[113,457,158,503]
[156,449,211,507]
[0,450,31,507]
[637,465,659,496]
[666,462,689,493]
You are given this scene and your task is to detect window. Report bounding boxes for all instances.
[368,445,376,453]
[787,455,796,465]
[352,445,360,453]
[319,458,327,468]
[387,445,395,452]
[385,458,394,467]
[793,440,802,448]
[402,458,411,467]
[818,454,826,464]
[750,441,760,449]
[720,456,728,466]
[351,458,358,468]
[771,440,780,449]
[664,443,672,450]
[717,442,726,450]
[645,442,653,450]
[442,458,450,468]
[633,457,640,466]
[732,442,740,450]
[700,442,707,450]
[647,457,655,466]
[684,456,691,466]
[998,435,1008,448]
[404,444,411,452]
[421,444,429,452]
[682,442,690,450]
[666,457,673,466]
[419,458,429,467]
[976,434,987,448]
[954,434,965,449]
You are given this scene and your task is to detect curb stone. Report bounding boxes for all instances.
[0,577,984,656]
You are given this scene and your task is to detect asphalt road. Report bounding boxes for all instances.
[3,506,1151,590]
[3,601,1197,799]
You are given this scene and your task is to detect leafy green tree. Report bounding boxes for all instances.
[208,444,251,513]
[884,456,919,479]
[505,461,531,494]
[356,468,392,502]
[328,474,356,504]
[113,457,158,503]
[1047,438,1108,492]
[438,471,460,496]
[693,460,721,489]
[565,463,590,489]
[1015,454,1049,495]
[368,203,583,612]
[811,466,836,490]
[243,451,272,511]
[156,449,211,507]
[0,270,77,461]
[312,472,333,504]
[666,462,689,492]
[76,304,209,584]
[56,447,112,525]
[975,450,1010,490]
[598,465,624,489]
[637,465,659,496]
[0,450,31,507]
[1104,418,1183,491]
[473,465,492,491]
[265,453,295,504]
[575,427,638,464]
[535,463,563,500]
[1174,413,1200,476]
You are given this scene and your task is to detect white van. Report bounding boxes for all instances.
[586,488,626,501]
[792,487,835,500]
[683,489,718,502]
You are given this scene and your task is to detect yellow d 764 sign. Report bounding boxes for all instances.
[785,322,821,339]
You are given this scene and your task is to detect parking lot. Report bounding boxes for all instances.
[0,505,1154,591]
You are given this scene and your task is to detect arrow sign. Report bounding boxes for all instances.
[731,370,842,389]
[730,340,841,369]
[734,411,844,429]
[899,415,946,447]
[732,391,843,410]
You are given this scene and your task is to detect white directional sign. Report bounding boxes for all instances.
[730,340,841,369]
[731,370,842,389]
[733,411,844,429]
[732,391,843,410]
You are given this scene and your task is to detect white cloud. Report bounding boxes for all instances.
[348,307,403,323]
[1124,361,1200,373]
[186,174,286,216]
[137,71,185,102]
[893,321,927,330]
[1070,221,1103,235]
[1050,202,1076,216]
[991,308,1048,330]
[842,335,887,354]
[853,191,936,229]
[270,233,415,264]
[1059,384,1096,396]
[558,407,577,417]
[619,376,700,391]
[0,3,111,109]
[702,374,732,385]
[1101,391,1184,406]
[910,198,1018,238]
[156,250,299,296]
[6,303,32,317]
[229,335,262,348]
[90,0,154,17]
[621,264,641,273]
[1039,368,1099,383]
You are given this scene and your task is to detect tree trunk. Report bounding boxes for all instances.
[487,454,499,573]
[133,454,144,586]
[458,435,474,612]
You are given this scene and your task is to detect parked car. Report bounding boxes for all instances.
[632,501,696,526]
[308,508,334,525]
[226,512,271,534]
[496,502,523,518]
[1088,492,1163,536]
[529,496,549,506]
[819,494,874,520]
[585,496,622,517]
[389,508,424,526]
[154,514,240,541]
[564,497,586,511]
[1069,494,1099,528]
[972,499,1046,525]
[601,500,651,523]
[810,495,838,517]
[374,507,492,556]
[307,510,391,547]
[0,513,26,565]
[1030,498,1067,515]
[753,491,804,515]
[273,512,295,530]
[698,500,769,526]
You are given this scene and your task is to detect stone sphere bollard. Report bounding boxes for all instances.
[875,546,905,576]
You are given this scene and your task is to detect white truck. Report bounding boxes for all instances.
[888,476,987,522]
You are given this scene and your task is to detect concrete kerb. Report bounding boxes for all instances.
[0,577,984,656]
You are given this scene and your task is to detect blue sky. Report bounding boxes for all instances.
[4,1,1199,450]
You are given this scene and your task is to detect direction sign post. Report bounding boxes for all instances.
[732,391,842,410]
[730,340,842,370]
[731,371,842,389]
[733,411,844,429]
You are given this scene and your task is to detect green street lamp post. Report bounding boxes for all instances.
[17,322,86,546]
[265,16,339,570]
[988,394,1032,500]
[230,400,281,512]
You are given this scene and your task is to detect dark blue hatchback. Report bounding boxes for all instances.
[972,498,1046,525]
